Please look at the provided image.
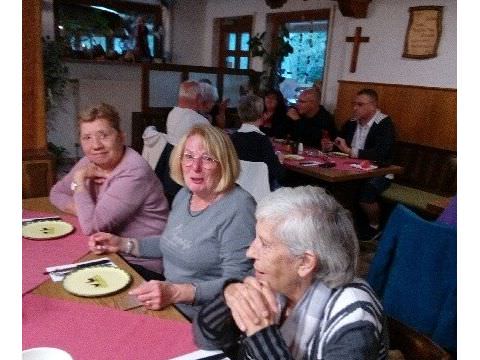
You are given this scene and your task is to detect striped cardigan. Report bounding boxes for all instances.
[194,278,388,360]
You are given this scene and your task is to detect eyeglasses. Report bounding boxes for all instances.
[182,152,219,169]
[352,101,373,107]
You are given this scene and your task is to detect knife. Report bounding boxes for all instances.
[43,259,112,275]
[23,216,61,224]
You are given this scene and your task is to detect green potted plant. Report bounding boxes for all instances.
[43,37,70,163]
[249,25,294,92]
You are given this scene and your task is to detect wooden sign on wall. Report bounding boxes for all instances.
[403,6,443,59]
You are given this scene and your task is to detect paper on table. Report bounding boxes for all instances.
[168,349,229,360]
[46,257,116,282]
[350,163,378,171]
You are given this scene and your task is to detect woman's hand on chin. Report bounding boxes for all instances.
[224,277,277,336]
[74,163,108,185]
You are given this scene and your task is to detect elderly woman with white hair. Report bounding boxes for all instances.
[194,186,388,359]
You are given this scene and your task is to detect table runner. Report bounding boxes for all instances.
[22,210,89,294]
[23,294,198,359]
[284,155,368,171]
[272,142,370,171]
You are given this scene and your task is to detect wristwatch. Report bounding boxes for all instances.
[70,181,80,191]
[124,238,135,255]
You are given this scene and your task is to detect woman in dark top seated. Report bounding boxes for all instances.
[230,95,285,190]
[260,89,289,139]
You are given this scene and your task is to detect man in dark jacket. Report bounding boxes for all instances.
[323,88,395,241]
[286,88,336,148]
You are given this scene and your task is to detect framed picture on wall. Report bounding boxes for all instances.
[403,6,443,59]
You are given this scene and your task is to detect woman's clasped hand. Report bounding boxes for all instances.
[224,277,277,336]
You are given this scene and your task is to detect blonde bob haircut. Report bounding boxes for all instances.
[169,124,240,193]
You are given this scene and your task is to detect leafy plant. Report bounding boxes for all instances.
[47,142,69,164]
[248,26,293,91]
[43,37,69,112]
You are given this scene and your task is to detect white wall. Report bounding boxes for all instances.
[171,0,208,65]
[171,0,457,112]
[47,63,142,157]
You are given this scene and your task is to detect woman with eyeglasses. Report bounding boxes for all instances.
[88,124,256,320]
[49,103,169,276]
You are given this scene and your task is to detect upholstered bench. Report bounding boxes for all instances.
[382,183,450,216]
[381,141,456,219]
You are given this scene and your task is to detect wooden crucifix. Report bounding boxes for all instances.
[345,27,370,73]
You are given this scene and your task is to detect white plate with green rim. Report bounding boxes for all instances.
[63,266,131,297]
[284,154,305,161]
[22,220,74,240]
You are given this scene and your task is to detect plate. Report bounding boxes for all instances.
[284,154,305,160]
[328,151,349,158]
[23,347,73,360]
[63,266,131,297]
[22,220,74,240]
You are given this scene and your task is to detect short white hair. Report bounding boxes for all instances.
[198,82,219,103]
[179,80,201,100]
[255,186,359,288]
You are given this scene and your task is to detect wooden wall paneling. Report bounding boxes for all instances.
[335,81,456,151]
[23,0,55,198]
[22,153,56,198]
[23,0,47,152]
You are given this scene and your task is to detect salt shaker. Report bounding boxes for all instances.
[297,142,304,155]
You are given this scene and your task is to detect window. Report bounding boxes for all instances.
[281,20,329,86]
[216,16,252,69]
[54,0,163,60]
[266,9,330,103]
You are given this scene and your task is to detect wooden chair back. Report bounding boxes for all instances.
[388,316,452,360]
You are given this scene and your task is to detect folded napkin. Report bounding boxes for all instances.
[45,257,116,282]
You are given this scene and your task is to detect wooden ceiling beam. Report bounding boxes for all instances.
[335,0,372,18]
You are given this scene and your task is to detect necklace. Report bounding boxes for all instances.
[188,193,213,217]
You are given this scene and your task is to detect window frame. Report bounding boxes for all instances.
[216,15,253,70]
[266,9,331,89]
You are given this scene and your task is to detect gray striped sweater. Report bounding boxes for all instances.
[194,278,388,359]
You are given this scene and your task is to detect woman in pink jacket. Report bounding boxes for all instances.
[49,103,169,277]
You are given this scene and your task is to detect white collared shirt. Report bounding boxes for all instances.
[237,123,265,135]
[351,110,387,158]
[351,110,393,179]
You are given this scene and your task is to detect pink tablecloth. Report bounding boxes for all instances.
[22,210,90,294]
[23,294,198,359]
[273,142,369,171]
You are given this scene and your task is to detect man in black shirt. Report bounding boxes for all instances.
[286,88,336,148]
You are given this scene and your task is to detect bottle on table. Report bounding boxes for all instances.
[297,142,304,155]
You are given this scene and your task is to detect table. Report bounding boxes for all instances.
[272,143,404,183]
[284,157,403,183]
[22,197,186,321]
[23,197,197,359]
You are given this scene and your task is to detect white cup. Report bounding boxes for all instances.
[22,347,73,360]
